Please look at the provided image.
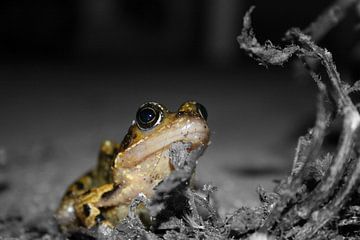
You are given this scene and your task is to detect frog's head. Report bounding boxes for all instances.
[113,101,210,176]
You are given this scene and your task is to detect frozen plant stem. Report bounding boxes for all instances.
[238,4,360,239]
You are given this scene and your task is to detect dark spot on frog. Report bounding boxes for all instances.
[150,173,160,181]
[75,181,85,190]
[65,189,73,197]
[83,204,91,217]
[177,112,185,117]
[95,213,105,224]
[100,184,121,200]
[120,133,133,150]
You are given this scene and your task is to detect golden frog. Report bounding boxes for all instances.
[56,101,210,230]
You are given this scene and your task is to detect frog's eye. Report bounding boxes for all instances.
[196,103,208,120]
[136,102,163,130]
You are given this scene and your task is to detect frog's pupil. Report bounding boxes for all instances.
[136,103,163,130]
[139,108,156,124]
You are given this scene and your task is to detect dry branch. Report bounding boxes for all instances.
[238,4,360,239]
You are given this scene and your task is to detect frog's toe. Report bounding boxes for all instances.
[100,140,119,155]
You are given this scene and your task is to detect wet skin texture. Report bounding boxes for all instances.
[56,101,210,230]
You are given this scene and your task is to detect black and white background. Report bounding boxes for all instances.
[0,0,358,229]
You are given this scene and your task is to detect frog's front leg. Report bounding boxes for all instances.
[73,184,147,229]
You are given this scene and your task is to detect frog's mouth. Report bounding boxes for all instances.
[114,117,210,169]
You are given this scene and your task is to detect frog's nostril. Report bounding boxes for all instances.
[196,103,208,120]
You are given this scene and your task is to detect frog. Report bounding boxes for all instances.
[55,101,210,231]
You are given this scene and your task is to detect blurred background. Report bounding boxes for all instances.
[0,0,359,220]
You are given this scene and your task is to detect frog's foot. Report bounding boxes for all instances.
[74,183,115,228]
[128,193,150,219]
[122,193,152,227]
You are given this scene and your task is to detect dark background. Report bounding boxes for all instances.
[0,0,359,219]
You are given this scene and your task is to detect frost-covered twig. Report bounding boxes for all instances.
[238,6,360,239]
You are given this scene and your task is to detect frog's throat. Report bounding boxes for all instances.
[98,142,207,208]
[114,117,209,170]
